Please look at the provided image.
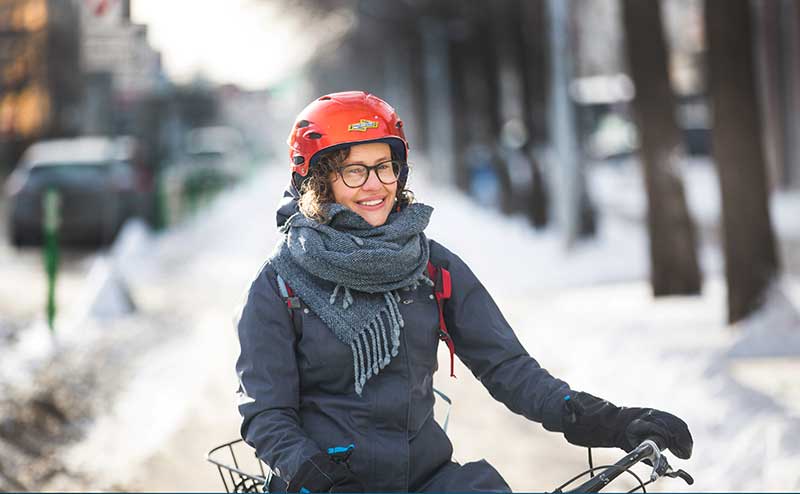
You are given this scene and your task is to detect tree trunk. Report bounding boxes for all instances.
[706,0,780,323]
[419,14,458,187]
[752,0,787,190]
[622,0,701,296]
[476,3,514,214]
[407,27,429,155]
[445,13,471,192]
[513,0,550,228]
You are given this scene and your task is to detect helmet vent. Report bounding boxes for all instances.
[307,132,323,139]
[319,96,332,101]
[396,121,404,128]
[297,120,310,128]
[293,156,305,165]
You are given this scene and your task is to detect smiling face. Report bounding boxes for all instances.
[329,142,398,227]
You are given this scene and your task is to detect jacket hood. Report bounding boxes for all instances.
[276,181,300,229]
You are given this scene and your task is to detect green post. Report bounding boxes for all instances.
[43,188,61,332]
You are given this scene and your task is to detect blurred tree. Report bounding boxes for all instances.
[622,0,701,296]
[492,0,547,228]
[418,9,457,185]
[480,1,513,214]
[403,17,429,154]
[260,0,557,221]
[446,9,472,192]
[505,0,550,227]
[444,0,514,211]
[705,0,780,323]
[753,0,800,190]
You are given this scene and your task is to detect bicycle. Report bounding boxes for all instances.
[206,439,272,493]
[206,437,693,493]
[548,438,694,493]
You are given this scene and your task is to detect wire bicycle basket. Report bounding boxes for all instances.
[206,439,272,493]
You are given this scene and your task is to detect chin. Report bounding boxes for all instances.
[361,210,391,227]
[364,215,389,227]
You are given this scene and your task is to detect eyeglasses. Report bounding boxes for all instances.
[336,160,403,188]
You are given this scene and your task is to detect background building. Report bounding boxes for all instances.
[0,0,82,172]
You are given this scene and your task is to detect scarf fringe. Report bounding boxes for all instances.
[330,276,432,396]
[330,284,354,309]
[403,274,435,291]
[377,314,391,366]
[352,289,406,395]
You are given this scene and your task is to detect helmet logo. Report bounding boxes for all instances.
[348,119,379,132]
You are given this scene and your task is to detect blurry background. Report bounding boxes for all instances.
[1,0,799,491]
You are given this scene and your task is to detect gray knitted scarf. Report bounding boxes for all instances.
[269,202,434,395]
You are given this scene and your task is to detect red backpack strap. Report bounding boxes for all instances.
[276,275,302,309]
[427,261,456,378]
[276,274,304,340]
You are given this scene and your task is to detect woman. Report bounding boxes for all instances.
[235,91,693,493]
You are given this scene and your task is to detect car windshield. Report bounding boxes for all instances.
[27,163,110,187]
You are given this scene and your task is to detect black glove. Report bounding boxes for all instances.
[287,450,364,493]
[561,391,693,459]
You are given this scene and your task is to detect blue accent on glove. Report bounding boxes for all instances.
[300,488,310,493]
[327,444,355,455]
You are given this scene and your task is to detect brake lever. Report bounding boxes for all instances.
[637,439,666,482]
[640,438,694,486]
[664,468,695,485]
[649,454,669,482]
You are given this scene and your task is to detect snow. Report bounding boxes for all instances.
[5,155,799,491]
[415,158,800,491]
[591,156,800,242]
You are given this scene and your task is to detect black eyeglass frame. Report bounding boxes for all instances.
[335,159,405,188]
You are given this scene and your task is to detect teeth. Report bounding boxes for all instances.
[359,199,383,206]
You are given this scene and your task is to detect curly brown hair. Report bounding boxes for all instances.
[297,147,414,223]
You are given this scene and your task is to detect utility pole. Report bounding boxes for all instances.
[547,0,589,246]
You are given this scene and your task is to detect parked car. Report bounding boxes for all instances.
[4,136,145,246]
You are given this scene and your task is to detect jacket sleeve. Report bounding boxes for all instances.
[431,240,572,432]
[235,264,322,486]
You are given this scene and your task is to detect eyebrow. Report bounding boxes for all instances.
[344,156,391,166]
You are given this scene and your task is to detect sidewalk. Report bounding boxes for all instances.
[585,157,800,488]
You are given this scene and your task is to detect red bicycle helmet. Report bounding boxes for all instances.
[287,91,409,189]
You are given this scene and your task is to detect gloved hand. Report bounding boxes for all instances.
[561,391,693,459]
[287,451,364,493]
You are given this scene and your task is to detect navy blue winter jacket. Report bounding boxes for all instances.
[236,231,573,491]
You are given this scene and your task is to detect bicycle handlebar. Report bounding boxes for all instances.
[552,439,694,493]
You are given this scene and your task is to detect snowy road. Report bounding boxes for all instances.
[3,158,799,491]
[0,192,101,338]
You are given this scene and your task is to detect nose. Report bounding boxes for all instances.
[361,168,382,191]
